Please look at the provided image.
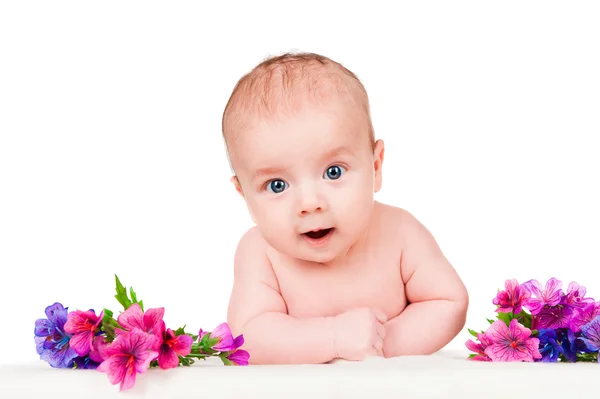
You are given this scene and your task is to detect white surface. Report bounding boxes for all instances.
[2,350,598,398]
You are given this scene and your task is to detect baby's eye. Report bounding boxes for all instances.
[324,165,346,180]
[266,179,288,194]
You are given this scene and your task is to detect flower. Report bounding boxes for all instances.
[34,302,78,368]
[532,304,574,330]
[201,323,237,352]
[97,328,159,391]
[227,348,250,365]
[64,309,104,356]
[537,329,563,362]
[116,303,164,345]
[484,319,542,362]
[157,323,193,369]
[492,279,530,314]
[561,282,595,309]
[225,335,250,365]
[522,278,563,315]
[570,301,600,333]
[580,316,600,355]
[465,332,493,361]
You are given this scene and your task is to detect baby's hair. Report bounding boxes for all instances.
[221,52,375,170]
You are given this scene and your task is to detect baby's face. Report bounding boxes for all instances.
[230,101,383,264]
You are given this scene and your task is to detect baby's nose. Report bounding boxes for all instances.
[298,188,326,215]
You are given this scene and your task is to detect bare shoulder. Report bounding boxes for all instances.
[232,226,278,287]
[227,226,287,332]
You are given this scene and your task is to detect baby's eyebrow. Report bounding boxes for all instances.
[251,166,285,182]
[322,145,355,159]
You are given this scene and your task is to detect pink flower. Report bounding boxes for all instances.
[465,333,493,361]
[64,309,104,356]
[97,328,158,391]
[484,319,542,362]
[116,304,164,349]
[522,278,563,315]
[492,279,530,314]
[157,323,193,369]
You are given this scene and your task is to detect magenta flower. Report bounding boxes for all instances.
[492,279,530,314]
[97,328,159,391]
[225,334,250,365]
[484,319,542,362]
[580,316,600,355]
[227,348,250,365]
[561,282,595,309]
[201,323,237,352]
[522,278,563,315]
[64,309,104,356]
[157,323,193,369]
[531,304,574,330]
[465,332,493,361]
[570,301,600,333]
[116,304,164,349]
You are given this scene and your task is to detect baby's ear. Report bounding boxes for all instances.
[230,176,244,197]
[373,139,385,192]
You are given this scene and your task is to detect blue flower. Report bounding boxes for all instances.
[34,302,78,368]
[537,329,562,362]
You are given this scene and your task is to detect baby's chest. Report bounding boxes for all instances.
[274,256,407,320]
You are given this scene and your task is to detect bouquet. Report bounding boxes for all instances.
[466,277,600,362]
[34,275,250,391]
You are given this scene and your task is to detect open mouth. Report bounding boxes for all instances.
[303,228,334,240]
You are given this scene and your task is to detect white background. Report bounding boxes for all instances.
[1,1,599,365]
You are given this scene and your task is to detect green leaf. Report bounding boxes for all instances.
[486,318,495,325]
[149,360,159,368]
[175,326,186,336]
[496,312,514,326]
[468,354,476,358]
[130,287,143,311]
[114,275,132,310]
[467,328,479,338]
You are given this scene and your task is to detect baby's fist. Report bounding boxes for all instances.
[332,307,387,361]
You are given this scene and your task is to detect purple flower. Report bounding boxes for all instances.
[492,279,530,314]
[537,329,562,363]
[561,282,595,309]
[580,316,600,356]
[34,302,78,368]
[74,355,101,370]
[522,278,563,315]
[200,323,237,352]
[555,328,589,362]
[570,301,600,333]
[225,335,250,366]
[532,305,574,330]
[484,319,542,362]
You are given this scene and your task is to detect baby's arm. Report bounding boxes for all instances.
[226,227,337,365]
[382,211,469,358]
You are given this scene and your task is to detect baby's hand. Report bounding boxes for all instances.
[332,307,387,361]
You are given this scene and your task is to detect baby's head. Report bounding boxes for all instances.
[222,52,384,265]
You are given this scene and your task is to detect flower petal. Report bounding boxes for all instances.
[211,323,235,351]
[69,330,93,356]
[170,334,193,356]
[233,334,244,349]
[158,345,179,369]
[581,316,600,352]
[482,320,508,343]
[523,279,542,297]
[544,278,563,305]
[120,363,137,391]
[143,308,165,334]
[98,356,128,386]
[34,319,55,337]
[117,304,145,332]
[227,350,250,366]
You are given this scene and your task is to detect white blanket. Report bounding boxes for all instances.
[1,350,596,398]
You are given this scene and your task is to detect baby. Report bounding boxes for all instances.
[223,52,469,365]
